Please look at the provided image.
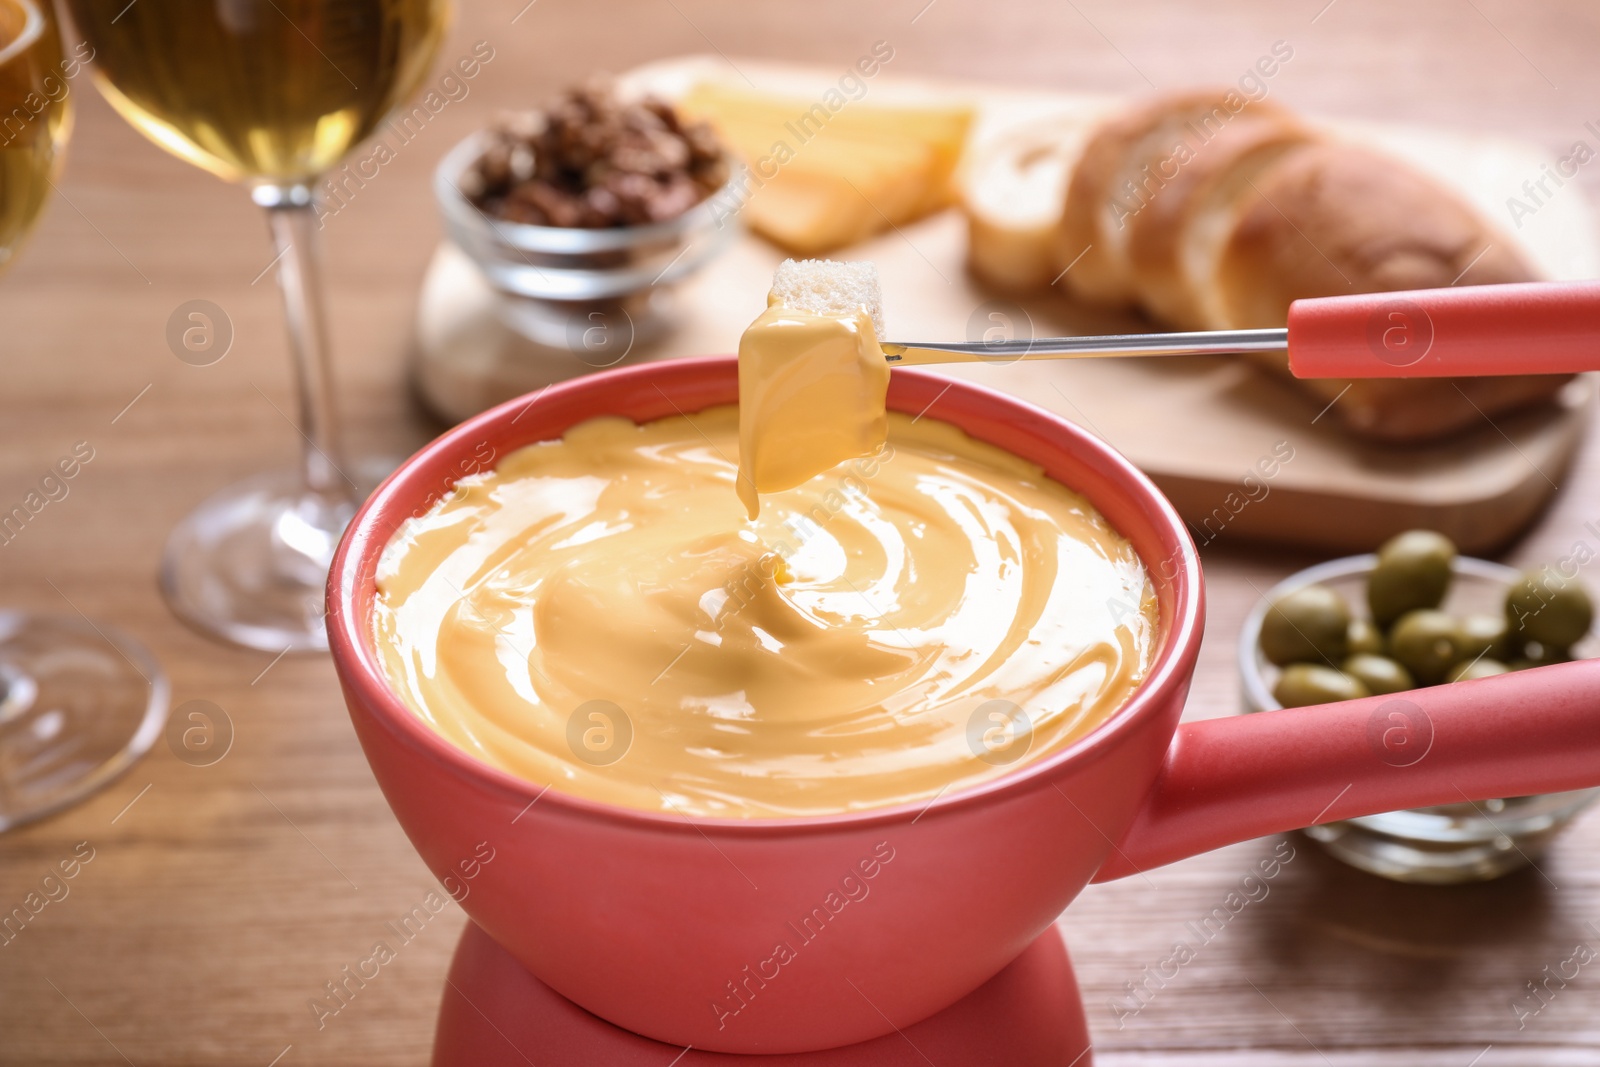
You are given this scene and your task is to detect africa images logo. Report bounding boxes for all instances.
[1364,298,1434,370]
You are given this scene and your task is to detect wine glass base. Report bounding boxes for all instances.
[0,612,170,833]
[160,469,360,653]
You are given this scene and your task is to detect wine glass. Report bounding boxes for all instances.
[0,0,170,832]
[65,0,452,651]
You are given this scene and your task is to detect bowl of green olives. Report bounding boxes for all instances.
[1239,530,1600,884]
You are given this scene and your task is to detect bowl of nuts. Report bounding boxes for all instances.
[1239,530,1600,883]
[436,79,740,355]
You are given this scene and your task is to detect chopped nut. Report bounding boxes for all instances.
[460,78,728,229]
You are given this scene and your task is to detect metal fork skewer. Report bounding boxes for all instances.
[880,328,1290,366]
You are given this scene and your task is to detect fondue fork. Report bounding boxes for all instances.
[881,280,1600,379]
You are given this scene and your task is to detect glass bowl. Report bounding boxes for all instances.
[433,131,740,353]
[1239,553,1600,884]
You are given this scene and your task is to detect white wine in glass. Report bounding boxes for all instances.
[66,0,452,651]
[0,0,65,265]
[0,0,170,833]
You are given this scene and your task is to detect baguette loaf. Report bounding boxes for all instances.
[1027,91,1570,443]
[1205,141,1561,441]
[962,116,1090,290]
[1056,90,1291,307]
[1206,141,1539,328]
[1125,114,1317,329]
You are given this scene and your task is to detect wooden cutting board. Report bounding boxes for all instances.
[413,55,1598,555]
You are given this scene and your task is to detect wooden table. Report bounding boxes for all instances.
[4,1,1599,1063]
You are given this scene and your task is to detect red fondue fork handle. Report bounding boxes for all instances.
[1097,659,1600,881]
[1287,279,1600,379]
[883,281,1600,372]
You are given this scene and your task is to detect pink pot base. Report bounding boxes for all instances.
[433,921,1091,1066]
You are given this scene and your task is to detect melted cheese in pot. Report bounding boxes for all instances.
[373,404,1159,819]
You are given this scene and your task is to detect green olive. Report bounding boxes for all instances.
[1506,567,1593,650]
[1273,663,1371,708]
[1457,612,1514,662]
[1388,609,1465,685]
[1260,584,1350,666]
[1347,617,1385,657]
[1368,530,1456,628]
[1448,658,1509,682]
[1342,653,1414,694]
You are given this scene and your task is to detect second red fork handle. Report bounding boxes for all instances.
[1288,279,1600,379]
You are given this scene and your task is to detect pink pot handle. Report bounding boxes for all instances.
[1096,659,1600,881]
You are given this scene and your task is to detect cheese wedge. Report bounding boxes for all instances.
[680,82,973,253]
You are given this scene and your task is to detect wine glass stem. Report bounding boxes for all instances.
[254,183,350,501]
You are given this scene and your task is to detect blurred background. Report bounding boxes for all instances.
[2,1,1599,1064]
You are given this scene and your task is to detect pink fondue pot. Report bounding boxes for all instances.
[327,356,1600,1055]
